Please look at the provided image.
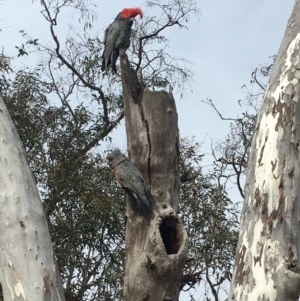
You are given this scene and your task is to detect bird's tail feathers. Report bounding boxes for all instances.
[101,56,106,72]
[137,195,153,217]
[128,190,153,217]
[111,50,119,73]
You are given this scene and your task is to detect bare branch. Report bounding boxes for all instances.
[201,99,237,121]
[40,0,104,96]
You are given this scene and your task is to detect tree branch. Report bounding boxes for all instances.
[40,0,104,97]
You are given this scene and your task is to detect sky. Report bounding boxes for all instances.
[0,0,296,300]
[0,1,295,158]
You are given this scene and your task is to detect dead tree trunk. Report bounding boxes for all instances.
[119,50,188,301]
[228,1,300,300]
[0,96,65,301]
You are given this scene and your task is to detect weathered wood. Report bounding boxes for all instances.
[0,96,65,301]
[120,49,188,301]
[229,1,300,300]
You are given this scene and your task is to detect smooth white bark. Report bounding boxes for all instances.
[229,1,300,300]
[0,96,65,301]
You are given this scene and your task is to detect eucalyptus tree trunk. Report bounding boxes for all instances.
[119,50,188,301]
[0,96,65,301]
[228,1,300,300]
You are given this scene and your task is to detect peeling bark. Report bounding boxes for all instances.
[0,96,65,301]
[120,50,188,301]
[229,1,300,300]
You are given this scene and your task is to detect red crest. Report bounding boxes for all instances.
[120,7,143,19]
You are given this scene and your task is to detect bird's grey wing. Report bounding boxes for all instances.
[116,162,153,216]
[115,20,133,49]
[101,24,112,71]
[102,23,110,46]
[135,176,154,215]
[103,23,120,56]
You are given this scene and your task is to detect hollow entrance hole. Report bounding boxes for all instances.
[159,216,181,254]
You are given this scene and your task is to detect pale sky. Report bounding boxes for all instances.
[0,1,296,300]
[0,1,295,156]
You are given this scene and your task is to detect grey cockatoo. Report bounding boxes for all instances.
[107,149,153,216]
[101,7,143,73]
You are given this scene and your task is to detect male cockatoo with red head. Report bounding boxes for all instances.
[101,7,143,73]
